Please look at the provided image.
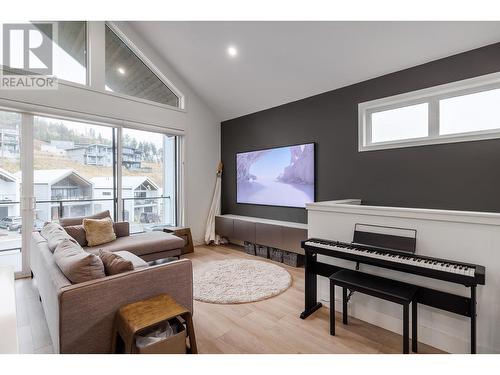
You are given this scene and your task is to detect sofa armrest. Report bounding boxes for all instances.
[113,221,130,237]
[57,259,193,353]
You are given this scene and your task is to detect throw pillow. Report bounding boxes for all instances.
[40,222,72,252]
[99,250,134,275]
[83,217,117,247]
[64,225,88,247]
[54,238,105,283]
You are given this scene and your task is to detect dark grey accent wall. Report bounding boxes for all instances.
[221,42,500,223]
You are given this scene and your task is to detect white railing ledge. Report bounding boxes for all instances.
[306,199,500,226]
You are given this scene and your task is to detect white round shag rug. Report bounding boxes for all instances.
[194,259,292,304]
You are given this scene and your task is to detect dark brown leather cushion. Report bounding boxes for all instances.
[64,225,87,247]
[99,250,133,276]
[113,222,130,238]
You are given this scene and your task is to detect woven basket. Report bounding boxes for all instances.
[255,245,269,258]
[269,247,284,263]
[244,241,256,256]
[282,251,305,267]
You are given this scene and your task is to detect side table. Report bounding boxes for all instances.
[163,227,194,255]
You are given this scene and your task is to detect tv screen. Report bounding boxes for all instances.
[236,143,315,208]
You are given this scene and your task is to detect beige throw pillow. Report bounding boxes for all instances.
[83,217,116,247]
[99,250,134,275]
[54,238,105,283]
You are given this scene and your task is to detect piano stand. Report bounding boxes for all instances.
[300,302,322,320]
[470,286,477,354]
[300,251,324,319]
[300,248,480,354]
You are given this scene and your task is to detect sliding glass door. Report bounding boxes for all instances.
[0,108,179,278]
[0,111,23,273]
[33,115,117,224]
[121,128,177,233]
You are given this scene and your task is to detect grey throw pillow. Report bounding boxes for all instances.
[54,238,105,283]
[41,222,72,252]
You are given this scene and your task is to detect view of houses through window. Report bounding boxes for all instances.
[0,110,178,271]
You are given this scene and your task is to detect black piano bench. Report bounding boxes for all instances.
[329,269,419,354]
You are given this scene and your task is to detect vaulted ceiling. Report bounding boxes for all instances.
[129,21,500,121]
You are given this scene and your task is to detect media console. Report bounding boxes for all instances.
[215,214,307,255]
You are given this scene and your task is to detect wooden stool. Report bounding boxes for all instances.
[112,294,198,354]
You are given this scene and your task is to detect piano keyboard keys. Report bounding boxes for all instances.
[304,239,476,278]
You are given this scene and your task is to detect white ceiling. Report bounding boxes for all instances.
[129,21,500,121]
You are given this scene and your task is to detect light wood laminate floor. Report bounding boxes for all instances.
[15,244,443,354]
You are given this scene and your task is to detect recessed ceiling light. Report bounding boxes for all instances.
[227,46,238,57]
[117,67,126,75]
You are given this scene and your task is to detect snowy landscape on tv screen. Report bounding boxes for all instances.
[236,143,314,208]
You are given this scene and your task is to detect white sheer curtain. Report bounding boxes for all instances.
[204,162,223,245]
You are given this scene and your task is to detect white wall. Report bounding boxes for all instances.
[0,21,221,243]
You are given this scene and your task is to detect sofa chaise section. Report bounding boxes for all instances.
[85,231,185,261]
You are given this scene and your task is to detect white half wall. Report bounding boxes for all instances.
[307,200,500,354]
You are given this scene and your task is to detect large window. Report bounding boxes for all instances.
[371,103,429,143]
[0,111,22,272]
[34,116,115,222]
[121,128,177,233]
[1,21,184,106]
[104,25,180,107]
[31,115,178,231]
[358,73,500,151]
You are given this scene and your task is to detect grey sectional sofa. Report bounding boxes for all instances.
[30,212,193,353]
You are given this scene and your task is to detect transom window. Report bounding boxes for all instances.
[104,25,180,108]
[1,21,183,108]
[358,72,500,151]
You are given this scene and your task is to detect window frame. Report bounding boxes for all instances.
[358,71,500,152]
[0,21,186,112]
[104,22,185,110]
[6,105,182,228]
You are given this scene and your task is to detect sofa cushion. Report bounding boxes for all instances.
[41,222,74,252]
[83,217,116,247]
[54,238,105,283]
[85,231,185,257]
[112,250,148,269]
[59,210,111,228]
[64,225,88,247]
[113,222,130,238]
[99,250,134,275]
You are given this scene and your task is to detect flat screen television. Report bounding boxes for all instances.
[236,143,315,208]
